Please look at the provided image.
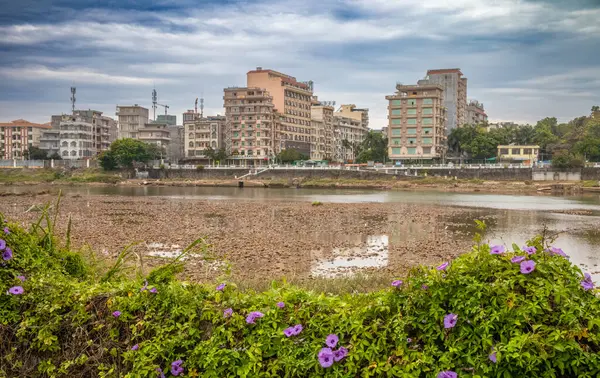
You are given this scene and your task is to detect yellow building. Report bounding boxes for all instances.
[497,145,540,163]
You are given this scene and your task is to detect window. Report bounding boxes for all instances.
[392,147,401,155]
[391,100,401,106]
[392,138,401,145]
[523,148,532,154]
[408,147,417,155]
[512,148,521,154]
[408,138,417,145]
[408,99,417,106]
[423,98,433,105]
[422,138,432,145]
[257,132,260,137]
[422,118,433,125]
[500,148,509,155]
[407,109,417,115]
[422,147,431,154]
[422,108,433,115]
[391,128,401,136]
[391,109,401,115]
[407,128,417,135]
[233,132,238,137]
[407,119,417,125]
[423,127,432,134]
[391,119,401,125]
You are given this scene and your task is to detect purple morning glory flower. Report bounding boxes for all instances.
[520,260,536,274]
[0,239,5,250]
[7,286,24,295]
[581,273,594,291]
[131,344,139,351]
[548,246,567,257]
[490,245,505,254]
[391,280,403,287]
[436,262,449,271]
[2,247,12,261]
[3,227,8,234]
[522,246,536,254]
[140,280,148,292]
[293,324,303,335]
[489,351,497,363]
[276,301,285,308]
[318,347,334,368]
[444,313,458,329]
[325,334,339,348]
[224,308,233,318]
[422,285,429,290]
[216,283,226,291]
[437,371,458,378]
[511,256,525,263]
[333,346,348,362]
[283,327,295,337]
[112,311,121,318]
[171,360,184,376]
[407,338,412,343]
[156,368,165,378]
[16,275,25,282]
[246,311,264,324]
[149,287,157,294]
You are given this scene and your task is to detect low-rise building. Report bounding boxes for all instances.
[497,145,539,164]
[138,122,171,158]
[466,100,488,125]
[0,119,51,159]
[116,105,149,139]
[385,83,447,162]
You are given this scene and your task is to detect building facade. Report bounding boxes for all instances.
[335,104,369,130]
[418,68,466,132]
[116,105,149,139]
[247,68,314,156]
[334,115,367,162]
[497,145,539,164]
[184,115,226,158]
[385,83,447,161]
[138,122,171,158]
[223,87,276,165]
[167,125,184,163]
[0,119,50,159]
[157,114,177,126]
[310,103,335,161]
[466,100,488,125]
[58,114,95,159]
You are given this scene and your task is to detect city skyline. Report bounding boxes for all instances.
[0,0,599,127]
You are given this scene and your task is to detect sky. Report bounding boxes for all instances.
[0,0,599,128]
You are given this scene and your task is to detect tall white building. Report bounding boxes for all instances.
[116,105,149,139]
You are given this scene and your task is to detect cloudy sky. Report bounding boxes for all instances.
[1,0,599,128]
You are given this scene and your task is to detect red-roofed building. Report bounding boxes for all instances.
[0,119,51,159]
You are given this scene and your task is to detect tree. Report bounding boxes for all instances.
[277,149,308,163]
[515,125,535,145]
[26,146,49,160]
[99,138,154,170]
[592,105,599,113]
[215,148,228,163]
[48,152,62,160]
[533,118,560,158]
[464,133,498,159]
[355,131,388,163]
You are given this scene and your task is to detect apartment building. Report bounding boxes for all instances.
[0,119,50,159]
[466,100,488,125]
[223,87,277,165]
[247,68,314,157]
[418,68,466,132]
[335,104,369,130]
[73,110,117,152]
[157,114,177,126]
[116,105,149,139]
[58,114,95,159]
[167,125,184,163]
[334,115,366,162]
[385,83,447,161]
[138,121,171,158]
[310,103,335,161]
[184,115,226,158]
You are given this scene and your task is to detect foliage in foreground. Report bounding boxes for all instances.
[1,211,599,377]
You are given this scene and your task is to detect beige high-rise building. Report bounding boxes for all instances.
[335,104,369,130]
[246,68,313,156]
[184,115,226,159]
[419,69,467,132]
[223,87,277,165]
[310,102,335,161]
[466,100,488,125]
[116,105,149,139]
[334,115,366,162]
[385,83,447,161]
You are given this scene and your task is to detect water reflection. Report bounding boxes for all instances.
[311,235,388,277]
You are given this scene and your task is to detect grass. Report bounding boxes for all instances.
[582,180,600,187]
[311,201,323,206]
[0,168,122,184]
[0,168,58,183]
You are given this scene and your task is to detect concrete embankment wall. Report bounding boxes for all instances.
[147,167,600,182]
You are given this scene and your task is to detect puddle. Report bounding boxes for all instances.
[146,242,186,260]
[311,235,388,278]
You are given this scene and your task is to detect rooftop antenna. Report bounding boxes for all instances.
[70,87,76,114]
[194,98,198,114]
[152,88,158,121]
[200,93,204,119]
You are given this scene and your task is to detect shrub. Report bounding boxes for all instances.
[312,201,323,206]
[196,165,205,171]
[0,212,599,377]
